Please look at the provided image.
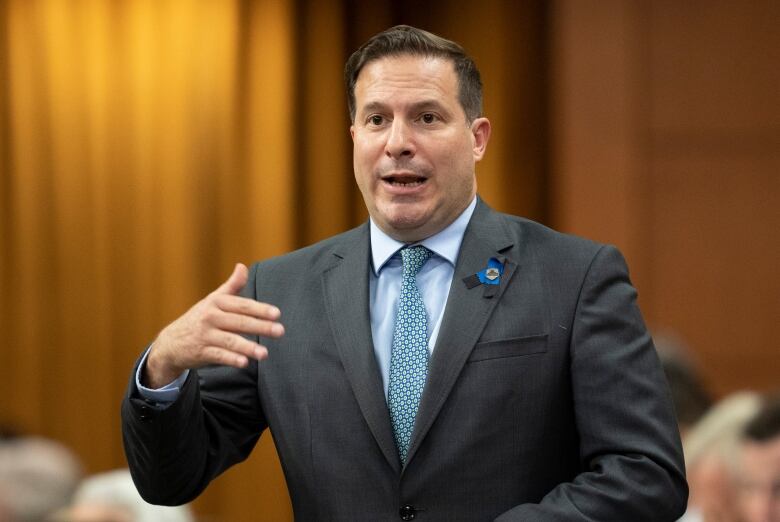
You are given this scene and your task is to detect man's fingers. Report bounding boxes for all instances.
[200,346,264,369]
[213,294,281,321]
[204,330,269,360]
[211,311,285,338]
[215,263,249,296]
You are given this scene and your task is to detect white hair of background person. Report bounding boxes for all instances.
[70,469,193,522]
[0,436,83,521]
[680,392,763,522]
[684,391,762,471]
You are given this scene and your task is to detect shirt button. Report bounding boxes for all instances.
[399,505,416,521]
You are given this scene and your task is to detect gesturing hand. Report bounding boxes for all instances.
[143,263,284,389]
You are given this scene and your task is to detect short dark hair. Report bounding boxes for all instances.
[744,393,780,442]
[345,25,483,123]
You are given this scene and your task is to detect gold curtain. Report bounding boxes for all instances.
[0,1,547,519]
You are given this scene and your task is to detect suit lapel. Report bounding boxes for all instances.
[321,224,401,474]
[405,200,518,467]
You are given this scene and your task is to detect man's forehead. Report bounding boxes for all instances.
[742,437,780,467]
[356,54,456,85]
[354,55,458,106]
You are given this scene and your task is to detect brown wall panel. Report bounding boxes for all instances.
[552,0,780,398]
[648,153,779,395]
[649,0,780,133]
[645,0,780,395]
[550,0,652,293]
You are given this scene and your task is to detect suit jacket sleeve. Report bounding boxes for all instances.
[121,265,267,505]
[495,245,688,521]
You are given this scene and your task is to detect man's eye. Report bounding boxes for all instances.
[369,115,383,125]
[421,113,436,124]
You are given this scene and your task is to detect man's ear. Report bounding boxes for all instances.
[471,117,491,161]
[350,125,356,141]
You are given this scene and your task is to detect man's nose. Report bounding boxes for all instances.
[384,120,415,159]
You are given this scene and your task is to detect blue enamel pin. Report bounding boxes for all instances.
[477,257,504,285]
[462,257,505,295]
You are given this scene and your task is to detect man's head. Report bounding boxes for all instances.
[0,436,83,521]
[345,25,483,125]
[683,392,761,522]
[346,26,491,242]
[736,394,780,522]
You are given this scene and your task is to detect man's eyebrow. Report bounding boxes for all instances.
[408,100,447,113]
[359,101,387,114]
[358,99,448,115]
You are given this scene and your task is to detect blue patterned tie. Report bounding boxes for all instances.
[388,245,433,465]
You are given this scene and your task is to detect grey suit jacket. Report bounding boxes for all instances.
[122,199,688,521]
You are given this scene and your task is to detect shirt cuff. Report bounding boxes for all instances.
[135,347,189,405]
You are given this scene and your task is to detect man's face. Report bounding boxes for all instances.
[737,436,780,522]
[350,55,490,242]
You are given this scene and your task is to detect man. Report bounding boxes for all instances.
[122,25,687,520]
[53,469,194,522]
[736,395,780,522]
[0,435,83,521]
[679,392,761,522]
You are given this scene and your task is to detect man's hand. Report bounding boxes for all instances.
[143,263,284,389]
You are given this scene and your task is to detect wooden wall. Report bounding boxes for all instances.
[550,0,779,397]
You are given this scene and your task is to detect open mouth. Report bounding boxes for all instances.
[382,174,427,188]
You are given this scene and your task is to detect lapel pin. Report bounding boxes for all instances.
[477,257,504,286]
[462,257,505,289]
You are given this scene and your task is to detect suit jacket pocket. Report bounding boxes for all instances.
[468,334,548,362]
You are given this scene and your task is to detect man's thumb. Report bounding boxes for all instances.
[216,263,248,295]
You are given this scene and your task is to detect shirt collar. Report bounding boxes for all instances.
[370,196,477,275]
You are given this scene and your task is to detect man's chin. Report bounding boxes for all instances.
[379,214,437,242]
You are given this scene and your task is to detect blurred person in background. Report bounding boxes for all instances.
[735,394,780,522]
[656,332,714,439]
[0,434,82,522]
[681,392,762,522]
[53,469,194,522]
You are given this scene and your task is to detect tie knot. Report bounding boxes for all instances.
[400,245,432,277]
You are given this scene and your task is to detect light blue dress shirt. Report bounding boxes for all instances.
[369,197,476,397]
[138,197,477,403]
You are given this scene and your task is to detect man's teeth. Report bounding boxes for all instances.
[387,179,424,187]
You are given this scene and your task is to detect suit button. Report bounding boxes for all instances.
[139,405,150,421]
[399,505,415,521]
